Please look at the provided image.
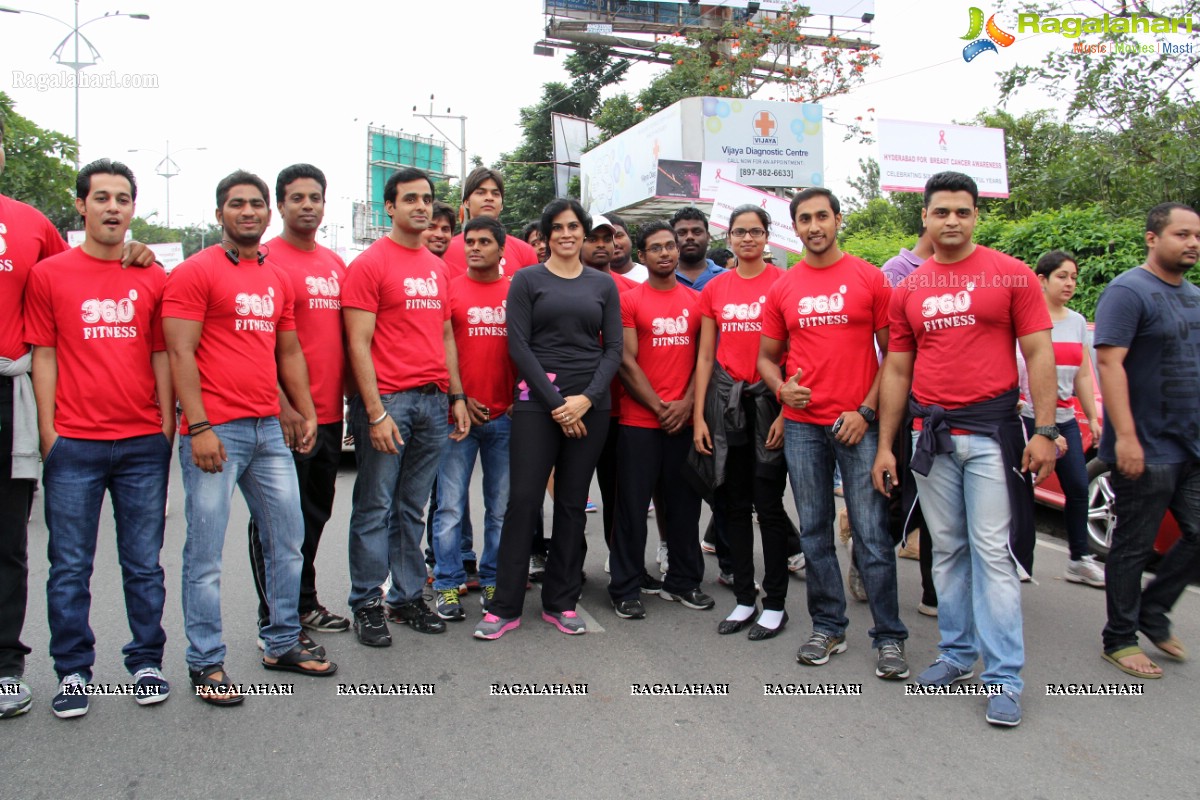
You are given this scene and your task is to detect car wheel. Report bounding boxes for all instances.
[1086,458,1116,558]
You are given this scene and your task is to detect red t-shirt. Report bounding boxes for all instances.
[609,270,640,418]
[442,233,539,279]
[889,245,1051,409]
[619,282,700,429]
[1,194,68,360]
[341,236,450,394]
[699,266,785,383]
[449,273,515,417]
[266,237,347,425]
[25,248,167,439]
[762,254,890,425]
[162,245,297,430]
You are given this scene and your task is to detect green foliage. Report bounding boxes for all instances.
[845,157,881,213]
[840,230,914,269]
[0,91,78,232]
[840,197,904,239]
[129,216,181,245]
[973,205,1148,319]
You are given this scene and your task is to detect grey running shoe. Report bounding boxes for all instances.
[875,641,910,680]
[542,609,587,634]
[435,588,466,621]
[529,554,547,582]
[299,606,351,632]
[0,677,32,718]
[480,585,496,613]
[474,613,521,640]
[796,631,848,666]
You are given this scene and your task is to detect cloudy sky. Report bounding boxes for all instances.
[2,0,1097,252]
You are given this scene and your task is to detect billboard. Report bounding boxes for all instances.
[580,102,684,213]
[366,126,448,239]
[878,119,1009,198]
[551,113,598,198]
[692,97,824,189]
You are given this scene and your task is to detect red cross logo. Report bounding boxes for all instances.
[753,111,777,137]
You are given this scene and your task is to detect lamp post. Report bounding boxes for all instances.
[0,2,150,168]
[414,94,468,185]
[127,141,206,230]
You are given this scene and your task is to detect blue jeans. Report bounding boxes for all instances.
[784,421,906,646]
[911,432,1024,694]
[347,390,448,610]
[1103,461,1200,652]
[432,415,510,590]
[44,433,170,680]
[1023,416,1088,560]
[180,417,304,667]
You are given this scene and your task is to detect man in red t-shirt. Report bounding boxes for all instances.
[245,164,351,642]
[440,168,539,278]
[342,167,471,646]
[609,221,713,620]
[872,171,1057,728]
[429,216,516,620]
[164,170,334,705]
[759,188,908,680]
[421,201,455,259]
[26,159,174,717]
[0,119,158,718]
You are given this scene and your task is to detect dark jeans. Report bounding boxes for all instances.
[44,434,170,680]
[609,426,703,602]
[248,421,342,625]
[720,437,792,611]
[492,409,609,618]
[0,377,33,678]
[1102,461,1200,652]
[1023,416,1089,560]
[707,495,802,577]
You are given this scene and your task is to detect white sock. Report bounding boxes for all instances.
[725,604,756,623]
[757,609,784,630]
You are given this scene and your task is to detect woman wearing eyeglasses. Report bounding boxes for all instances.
[693,204,794,639]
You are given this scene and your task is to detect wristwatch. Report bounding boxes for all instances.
[449,393,468,404]
[1034,425,1060,440]
[857,405,877,423]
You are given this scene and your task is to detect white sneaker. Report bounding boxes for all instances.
[788,552,806,576]
[656,542,668,574]
[1065,555,1105,588]
[604,555,610,574]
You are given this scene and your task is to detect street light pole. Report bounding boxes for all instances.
[0,2,150,167]
[128,141,206,230]
[413,94,468,185]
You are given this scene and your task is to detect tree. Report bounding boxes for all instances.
[595,7,882,141]
[844,157,881,213]
[995,0,1200,214]
[494,47,631,228]
[0,91,78,232]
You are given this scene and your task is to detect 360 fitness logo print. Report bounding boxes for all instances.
[961,7,1016,61]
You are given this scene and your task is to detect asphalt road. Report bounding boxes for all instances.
[2,456,1197,800]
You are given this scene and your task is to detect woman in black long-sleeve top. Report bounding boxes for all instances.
[474,199,623,640]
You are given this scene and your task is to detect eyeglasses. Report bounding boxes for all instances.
[730,228,767,239]
[644,242,678,255]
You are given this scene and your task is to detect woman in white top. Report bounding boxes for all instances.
[1018,250,1104,587]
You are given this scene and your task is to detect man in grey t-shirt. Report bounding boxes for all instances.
[1094,201,1200,679]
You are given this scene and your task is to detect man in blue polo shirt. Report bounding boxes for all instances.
[671,207,726,292]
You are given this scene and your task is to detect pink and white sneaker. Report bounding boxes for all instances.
[473,613,520,640]
[541,609,587,635]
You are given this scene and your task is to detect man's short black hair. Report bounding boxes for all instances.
[538,198,591,242]
[462,167,504,203]
[637,220,677,252]
[431,201,456,231]
[383,167,434,205]
[670,206,708,228]
[606,211,629,233]
[923,171,978,208]
[789,187,840,221]
[77,158,138,201]
[707,247,734,268]
[1146,202,1199,235]
[275,164,327,205]
[463,215,506,249]
[216,169,269,208]
[521,221,540,243]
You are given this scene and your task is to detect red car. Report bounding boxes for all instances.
[1033,327,1182,558]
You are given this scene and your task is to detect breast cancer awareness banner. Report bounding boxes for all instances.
[709,175,804,255]
[877,119,1009,198]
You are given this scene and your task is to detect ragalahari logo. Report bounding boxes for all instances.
[961,7,1016,62]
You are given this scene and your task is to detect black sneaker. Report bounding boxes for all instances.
[613,598,647,619]
[640,572,664,595]
[353,598,392,647]
[389,599,447,634]
[660,587,715,610]
[52,673,89,719]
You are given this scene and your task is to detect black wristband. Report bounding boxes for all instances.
[449,393,467,404]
